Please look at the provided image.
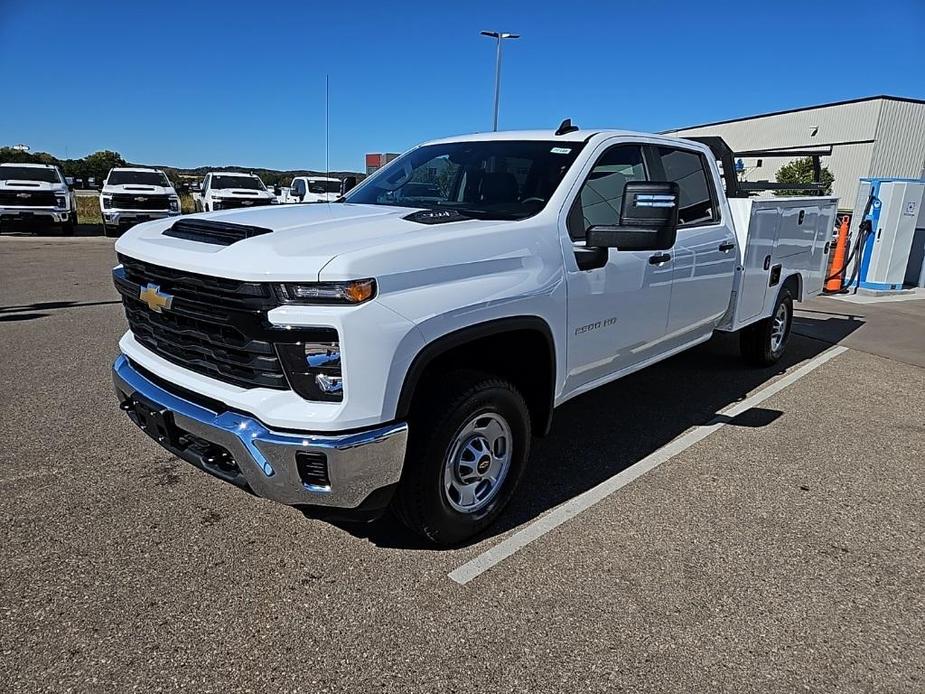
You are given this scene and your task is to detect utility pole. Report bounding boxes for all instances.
[480,31,520,131]
[325,74,330,179]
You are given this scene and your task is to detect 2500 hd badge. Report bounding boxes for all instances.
[575,317,617,336]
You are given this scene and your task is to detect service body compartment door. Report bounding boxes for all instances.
[772,201,836,296]
[737,204,781,323]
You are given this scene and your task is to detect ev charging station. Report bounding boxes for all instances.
[851,178,925,293]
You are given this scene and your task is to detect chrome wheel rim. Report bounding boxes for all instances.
[443,412,512,514]
[770,302,789,353]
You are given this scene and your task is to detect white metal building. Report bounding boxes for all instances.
[666,96,925,209]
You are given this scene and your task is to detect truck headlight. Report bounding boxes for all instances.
[56,195,67,209]
[169,196,180,212]
[276,330,343,401]
[276,279,376,305]
[102,196,112,209]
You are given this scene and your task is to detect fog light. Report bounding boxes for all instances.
[315,373,343,394]
[275,330,343,402]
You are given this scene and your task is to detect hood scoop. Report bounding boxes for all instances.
[162,218,273,246]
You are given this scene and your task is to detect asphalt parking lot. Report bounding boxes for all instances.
[1,233,923,693]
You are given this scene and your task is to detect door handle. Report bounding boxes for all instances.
[719,241,735,252]
[648,252,671,265]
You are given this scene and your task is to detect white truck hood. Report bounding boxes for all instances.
[102,183,176,196]
[115,203,512,282]
[0,179,67,193]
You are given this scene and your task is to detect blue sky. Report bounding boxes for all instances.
[2,0,923,172]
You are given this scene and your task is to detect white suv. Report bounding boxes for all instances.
[0,163,77,234]
[100,168,181,238]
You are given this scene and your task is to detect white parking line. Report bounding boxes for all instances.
[449,344,848,585]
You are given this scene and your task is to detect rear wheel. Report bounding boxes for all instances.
[393,370,531,546]
[740,288,793,366]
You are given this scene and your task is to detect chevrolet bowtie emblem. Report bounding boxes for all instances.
[139,283,173,313]
[134,196,147,202]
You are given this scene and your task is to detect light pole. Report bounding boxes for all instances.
[480,30,519,131]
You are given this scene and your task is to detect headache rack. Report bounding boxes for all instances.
[687,136,832,198]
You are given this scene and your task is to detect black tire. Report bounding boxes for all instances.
[392,370,531,546]
[740,288,794,366]
[103,222,119,238]
[61,216,77,236]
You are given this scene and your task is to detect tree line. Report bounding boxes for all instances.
[0,147,362,188]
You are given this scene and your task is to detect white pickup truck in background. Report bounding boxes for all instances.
[194,172,278,212]
[100,167,181,238]
[0,163,77,234]
[285,176,342,203]
[111,126,836,545]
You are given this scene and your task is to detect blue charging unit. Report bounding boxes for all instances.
[852,178,925,293]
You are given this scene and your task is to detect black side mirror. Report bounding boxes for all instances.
[586,181,680,251]
[273,186,282,196]
[341,176,357,195]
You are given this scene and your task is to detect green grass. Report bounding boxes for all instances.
[180,193,195,214]
[76,196,102,225]
[74,193,196,225]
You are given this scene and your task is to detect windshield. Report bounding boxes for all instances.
[0,166,61,183]
[308,179,341,194]
[212,175,266,191]
[107,170,170,187]
[343,140,585,220]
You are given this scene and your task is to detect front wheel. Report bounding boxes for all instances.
[740,288,794,366]
[392,371,531,546]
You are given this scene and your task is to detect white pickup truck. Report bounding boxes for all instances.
[100,167,181,238]
[111,126,836,544]
[194,172,278,212]
[0,163,77,234]
[285,176,342,203]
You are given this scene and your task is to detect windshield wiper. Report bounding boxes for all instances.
[443,207,525,220]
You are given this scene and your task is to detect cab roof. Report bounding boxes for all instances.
[420,128,697,146]
[110,166,163,173]
[0,162,58,168]
[418,128,714,162]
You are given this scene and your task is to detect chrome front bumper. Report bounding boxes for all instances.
[0,207,72,222]
[112,355,408,511]
[103,210,179,226]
